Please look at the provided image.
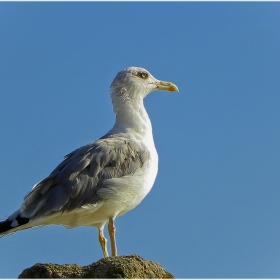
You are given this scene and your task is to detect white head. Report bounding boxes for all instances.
[110,66,178,113]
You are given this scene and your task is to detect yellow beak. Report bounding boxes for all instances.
[155,80,179,92]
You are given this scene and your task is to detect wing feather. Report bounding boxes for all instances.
[17,136,149,221]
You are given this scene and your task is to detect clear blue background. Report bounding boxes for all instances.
[1,2,280,278]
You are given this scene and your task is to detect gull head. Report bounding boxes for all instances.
[110,67,178,111]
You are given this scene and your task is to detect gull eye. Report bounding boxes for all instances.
[139,72,148,79]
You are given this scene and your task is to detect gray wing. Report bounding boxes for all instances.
[19,136,149,220]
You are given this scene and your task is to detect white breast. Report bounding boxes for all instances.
[97,136,158,219]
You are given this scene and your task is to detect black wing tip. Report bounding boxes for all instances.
[0,215,29,236]
[0,220,13,235]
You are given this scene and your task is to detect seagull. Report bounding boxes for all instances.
[0,67,178,258]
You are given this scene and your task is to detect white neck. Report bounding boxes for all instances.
[110,95,153,140]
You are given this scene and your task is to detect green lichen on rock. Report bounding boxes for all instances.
[19,263,83,278]
[18,254,174,279]
[105,267,127,278]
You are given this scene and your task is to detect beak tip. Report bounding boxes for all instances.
[169,85,179,92]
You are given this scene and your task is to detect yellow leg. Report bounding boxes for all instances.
[108,217,117,257]
[98,226,109,258]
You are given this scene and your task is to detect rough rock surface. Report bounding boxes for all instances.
[18,254,174,279]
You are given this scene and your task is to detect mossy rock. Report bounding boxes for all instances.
[19,254,174,279]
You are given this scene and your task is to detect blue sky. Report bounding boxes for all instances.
[1,2,280,278]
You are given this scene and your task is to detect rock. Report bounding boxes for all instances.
[18,254,175,279]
